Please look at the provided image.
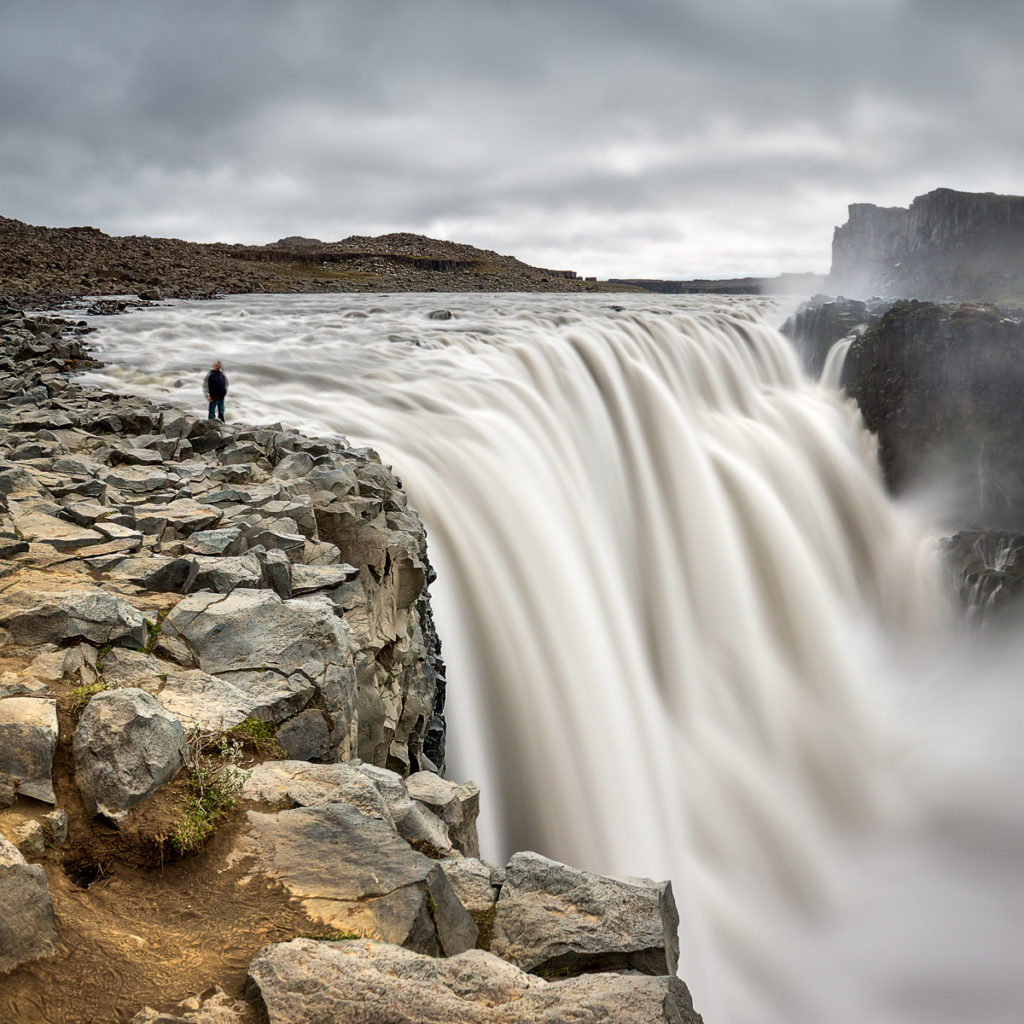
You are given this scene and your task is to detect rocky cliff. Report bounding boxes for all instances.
[828,188,1024,302]
[0,310,698,1024]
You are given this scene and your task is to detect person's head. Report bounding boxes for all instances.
[213,360,222,371]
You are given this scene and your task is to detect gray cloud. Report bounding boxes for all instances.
[2,0,1023,277]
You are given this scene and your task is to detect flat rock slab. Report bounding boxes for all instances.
[0,697,58,802]
[8,504,105,548]
[290,563,359,595]
[74,687,186,826]
[0,834,59,974]
[241,802,476,956]
[490,851,680,977]
[241,761,394,822]
[0,584,147,648]
[246,938,702,1024]
[156,669,263,734]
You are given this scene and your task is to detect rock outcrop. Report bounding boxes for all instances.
[828,188,1024,303]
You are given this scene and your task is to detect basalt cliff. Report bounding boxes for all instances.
[827,188,1024,303]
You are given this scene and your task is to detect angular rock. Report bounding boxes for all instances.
[104,554,195,592]
[164,589,357,728]
[275,709,329,761]
[134,499,222,537]
[74,687,186,826]
[406,771,481,858]
[0,834,59,974]
[102,465,176,494]
[184,552,263,594]
[290,562,358,595]
[155,669,263,734]
[241,761,394,823]
[8,501,106,548]
[355,763,452,857]
[182,526,242,556]
[246,939,702,1024]
[440,857,501,918]
[490,852,680,977]
[243,803,476,955]
[0,586,146,647]
[0,697,58,803]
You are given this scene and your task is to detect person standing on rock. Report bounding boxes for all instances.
[203,360,228,421]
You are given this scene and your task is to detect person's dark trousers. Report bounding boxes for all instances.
[208,398,225,421]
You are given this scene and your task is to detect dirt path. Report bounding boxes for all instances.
[1,818,320,1024]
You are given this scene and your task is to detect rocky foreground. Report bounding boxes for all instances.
[0,308,699,1023]
[0,218,629,306]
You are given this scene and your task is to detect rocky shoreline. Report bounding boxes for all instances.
[0,308,699,1022]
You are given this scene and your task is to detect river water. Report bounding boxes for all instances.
[75,292,1024,1024]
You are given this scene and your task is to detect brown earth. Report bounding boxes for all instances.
[0,217,635,306]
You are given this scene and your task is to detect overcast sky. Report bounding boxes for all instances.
[2,0,1021,279]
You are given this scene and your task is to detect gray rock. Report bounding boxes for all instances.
[258,548,292,599]
[275,710,330,761]
[7,500,106,548]
[0,698,58,802]
[74,687,186,826]
[155,669,263,734]
[182,527,242,556]
[241,802,476,956]
[134,499,222,537]
[164,589,357,729]
[0,586,146,648]
[355,763,453,857]
[102,465,175,494]
[104,554,195,592]
[440,857,501,918]
[0,834,59,974]
[245,938,702,1024]
[290,563,358,595]
[241,761,394,823]
[0,773,17,808]
[271,451,314,479]
[406,771,481,858]
[184,552,264,594]
[0,814,46,858]
[490,852,680,977]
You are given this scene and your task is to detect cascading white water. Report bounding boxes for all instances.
[75,293,1024,1024]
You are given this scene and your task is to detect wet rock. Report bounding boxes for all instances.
[242,802,476,955]
[0,697,58,802]
[74,687,186,826]
[0,586,147,647]
[0,834,59,974]
[490,851,680,977]
[405,771,480,858]
[245,938,702,1024]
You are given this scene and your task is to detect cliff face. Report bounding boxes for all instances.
[828,188,1024,302]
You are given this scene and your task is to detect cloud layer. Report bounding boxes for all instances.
[3,0,1022,278]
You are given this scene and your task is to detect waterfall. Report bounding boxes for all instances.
[78,293,1024,1024]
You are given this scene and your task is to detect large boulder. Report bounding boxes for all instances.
[490,852,680,977]
[241,802,477,956]
[0,697,58,803]
[0,834,59,973]
[73,688,186,826]
[245,938,702,1024]
[164,589,357,739]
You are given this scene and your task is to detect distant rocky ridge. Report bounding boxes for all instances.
[827,188,1024,302]
[0,309,698,1023]
[608,271,825,295]
[0,217,630,306]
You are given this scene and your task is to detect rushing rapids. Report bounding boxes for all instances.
[76,293,1024,1024]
